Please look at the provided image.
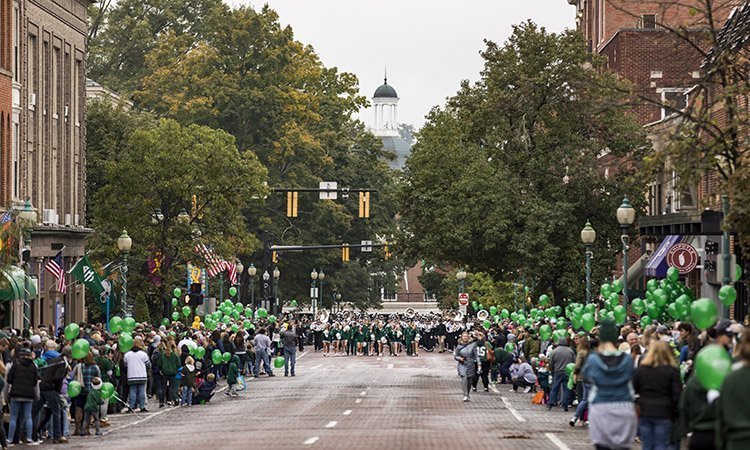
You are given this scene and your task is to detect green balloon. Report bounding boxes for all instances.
[667,303,679,319]
[646,279,658,293]
[539,294,550,306]
[613,305,626,324]
[647,302,661,319]
[161,318,170,326]
[257,308,268,318]
[243,319,252,329]
[172,298,178,307]
[71,339,90,360]
[101,382,115,399]
[274,356,285,368]
[212,350,222,365]
[695,344,732,390]
[600,284,612,298]
[565,362,575,377]
[109,317,123,333]
[68,381,82,398]
[640,315,652,329]
[195,347,206,359]
[471,301,478,310]
[268,315,277,324]
[64,323,80,341]
[584,303,596,314]
[244,308,253,317]
[182,306,191,317]
[173,288,182,298]
[611,280,623,294]
[631,298,645,316]
[493,315,500,323]
[501,309,509,319]
[653,289,669,308]
[735,264,743,282]
[234,303,243,312]
[539,325,552,341]
[691,298,718,330]
[719,285,737,307]
[222,352,231,363]
[607,292,619,309]
[545,309,557,319]
[122,317,136,333]
[291,300,298,307]
[555,320,567,330]
[172,311,180,321]
[504,343,514,352]
[119,333,134,352]
[581,313,595,332]
[489,306,498,316]
[482,320,491,330]
[229,286,238,297]
[666,266,680,283]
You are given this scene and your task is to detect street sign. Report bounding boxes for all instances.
[319,181,338,200]
[459,305,467,315]
[361,240,373,252]
[310,287,319,298]
[667,242,699,274]
[458,293,469,306]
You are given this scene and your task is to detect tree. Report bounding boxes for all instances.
[89,118,267,318]
[400,22,647,301]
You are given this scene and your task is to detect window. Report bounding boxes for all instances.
[12,2,19,81]
[640,14,657,29]
[658,88,688,119]
[12,122,18,200]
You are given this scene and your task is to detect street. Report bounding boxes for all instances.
[49,351,593,450]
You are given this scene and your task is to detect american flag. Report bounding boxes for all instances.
[194,243,225,278]
[225,260,237,285]
[0,210,12,225]
[45,250,67,294]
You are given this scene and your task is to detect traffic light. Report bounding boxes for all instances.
[342,244,350,262]
[358,191,370,218]
[384,244,391,261]
[272,251,279,264]
[286,191,299,217]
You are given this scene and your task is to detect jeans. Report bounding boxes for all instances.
[82,410,100,435]
[128,383,146,410]
[460,375,475,398]
[254,349,273,377]
[548,372,571,409]
[574,383,590,420]
[512,378,535,391]
[9,399,33,443]
[639,417,673,450]
[181,387,193,406]
[283,347,297,375]
[39,390,62,439]
[236,353,249,375]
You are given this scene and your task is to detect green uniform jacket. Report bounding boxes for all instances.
[158,352,181,377]
[717,366,750,450]
[479,342,493,362]
[493,348,512,368]
[227,356,240,385]
[84,389,104,412]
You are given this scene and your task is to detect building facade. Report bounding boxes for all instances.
[8,0,92,329]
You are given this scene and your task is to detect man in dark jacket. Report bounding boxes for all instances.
[34,345,70,443]
[548,337,576,411]
[281,325,298,377]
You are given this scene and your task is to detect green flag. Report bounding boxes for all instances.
[69,256,104,297]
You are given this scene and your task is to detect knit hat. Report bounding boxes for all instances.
[599,319,618,344]
[153,335,162,345]
[17,347,32,358]
[91,377,102,390]
[30,335,41,346]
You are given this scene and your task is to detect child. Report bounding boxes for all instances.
[194,373,216,404]
[225,355,240,397]
[181,356,196,406]
[83,377,104,436]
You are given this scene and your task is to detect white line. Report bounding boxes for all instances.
[325,421,338,428]
[298,351,309,360]
[304,437,319,445]
[355,398,362,404]
[309,364,322,370]
[489,384,499,394]
[387,364,393,369]
[500,396,526,422]
[545,433,571,450]
[343,410,352,416]
[107,407,171,434]
[359,391,367,396]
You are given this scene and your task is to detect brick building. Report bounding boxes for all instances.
[6,0,93,329]
[1,0,12,204]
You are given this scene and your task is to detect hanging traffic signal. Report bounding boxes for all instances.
[272,251,279,264]
[342,244,350,262]
[358,191,370,218]
[286,191,299,217]
[384,244,391,261]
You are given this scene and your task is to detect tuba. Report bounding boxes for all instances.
[477,309,489,321]
[341,310,352,321]
[316,309,330,324]
[404,307,416,319]
[453,310,464,322]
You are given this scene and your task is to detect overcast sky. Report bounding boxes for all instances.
[233,1,576,129]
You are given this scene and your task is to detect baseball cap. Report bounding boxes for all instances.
[714,319,734,336]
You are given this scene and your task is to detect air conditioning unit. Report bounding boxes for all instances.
[29,93,36,107]
[64,213,72,226]
[42,209,59,225]
[74,214,79,226]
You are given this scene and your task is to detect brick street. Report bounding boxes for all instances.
[45,350,599,450]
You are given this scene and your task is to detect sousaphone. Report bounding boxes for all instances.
[404,307,416,319]
[477,309,489,321]
[316,309,330,323]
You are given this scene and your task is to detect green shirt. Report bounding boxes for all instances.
[717,366,750,448]
[84,389,104,412]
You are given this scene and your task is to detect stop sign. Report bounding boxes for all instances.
[458,293,469,306]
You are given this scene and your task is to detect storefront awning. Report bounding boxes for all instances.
[645,235,682,278]
[0,266,37,302]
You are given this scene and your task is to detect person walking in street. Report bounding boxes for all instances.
[454,331,479,402]
[633,340,682,450]
[548,334,575,411]
[581,319,637,450]
[37,342,70,443]
[570,335,592,427]
[716,331,750,450]
[157,342,181,406]
[82,377,104,436]
[253,328,274,377]
[123,338,151,412]
[7,346,40,445]
[281,324,297,377]
[471,331,492,392]
[225,355,240,397]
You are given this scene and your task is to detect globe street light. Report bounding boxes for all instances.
[262,270,270,311]
[456,269,467,295]
[248,263,257,309]
[17,199,36,329]
[617,197,636,311]
[581,221,596,304]
[235,260,244,304]
[117,230,133,317]
[177,208,190,224]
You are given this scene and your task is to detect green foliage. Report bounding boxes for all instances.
[400,22,647,301]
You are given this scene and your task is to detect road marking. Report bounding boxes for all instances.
[545,433,571,450]
[500,396,526,422]
[298,351,309,360]
[304,436,319,445]
[355,398,362,404]
[343,410,352,416]
[325,421,338,428]
[360,391,367,396]
[489,384,499,394]
[387,364,394,369]
[309,364,322,370]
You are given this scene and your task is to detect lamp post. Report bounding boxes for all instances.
[617,197,636,312]
[311,269,319,316]
[721,194,731,318]
[262,270,270,311]
[235,260,244,304]
[333,292,341,313]
[248,264,257,309]
[273,267,280,315]
[581,221,596,304]
[117,230,133,317]
[319,270,325,314]
[18,199,36,329]
[177,208,190,224]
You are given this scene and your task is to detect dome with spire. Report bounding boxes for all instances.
[373,78,398,99]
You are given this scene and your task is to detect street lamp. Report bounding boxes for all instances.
[318,270,325,316]
[335,292,342,313]
[177,208,190,224]
[151,208,164,225]
[273,267,280,314]
[235,260,244,303]
[581,221,596,304]
[456,269,467,294]
[117,230,133,317]
[617,197,636,311]
[248,263,257,309]
[262,270,270,311]
[311,269,318,316]
[17,199,36,329]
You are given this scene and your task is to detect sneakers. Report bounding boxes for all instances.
[95,432,103,436]
[472,387,477,392]
[53,437,69,444]
[569,416,578,427]
[462,396,469,402]
[523,386,532,394]
[509,389,516,393]
[484,388,489,392]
